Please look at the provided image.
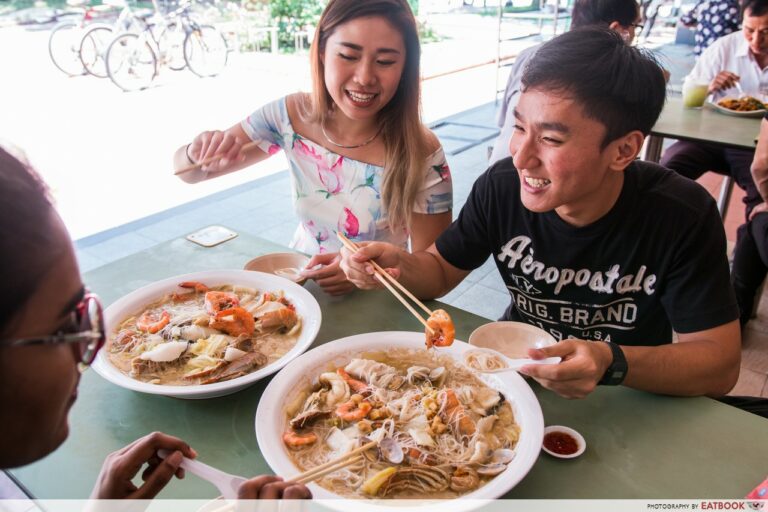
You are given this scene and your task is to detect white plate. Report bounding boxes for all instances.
[709,100,767,118]
[255,331,544,506]
[92,269,322,399]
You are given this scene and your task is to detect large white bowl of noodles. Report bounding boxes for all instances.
[256,331,544,505]
[92,269,321,399]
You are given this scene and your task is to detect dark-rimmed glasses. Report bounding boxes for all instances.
[630,22,644,31]
[0,292,105,370]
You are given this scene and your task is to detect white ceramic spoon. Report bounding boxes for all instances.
[464,347,561,373]
[273,267,303,281]
[158,449,247,499]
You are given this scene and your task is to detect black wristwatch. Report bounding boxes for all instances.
[598,341,628,386]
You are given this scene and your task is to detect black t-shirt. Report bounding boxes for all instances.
[436,158,739,345]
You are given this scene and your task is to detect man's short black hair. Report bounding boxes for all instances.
[742,0,768,17]
[571,0,639,29]
[521,27,666,149]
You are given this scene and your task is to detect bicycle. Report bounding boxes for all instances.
[48,0,120,76]
[105,0,228,92]
[78,0,153,78]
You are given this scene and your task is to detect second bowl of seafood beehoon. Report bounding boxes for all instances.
[255,331,544,502]
[91,269,321,399]
[469,322,556,360]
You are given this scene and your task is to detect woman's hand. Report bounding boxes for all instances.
[237,476,312,499]
[338,242,402,290]
[301,252,355,296]
[709,71,740,93]
[90,432,196,499]
[188,130,247,173]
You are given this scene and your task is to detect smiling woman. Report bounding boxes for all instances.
[0,146,311,500]
[172,0,454,299]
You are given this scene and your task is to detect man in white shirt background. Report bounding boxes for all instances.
[660,0,768,221]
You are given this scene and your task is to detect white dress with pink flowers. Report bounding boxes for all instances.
[241,97,453,255]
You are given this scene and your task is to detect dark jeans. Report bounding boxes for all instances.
[732,214,768,324]
[661,141,762,324]
[660,141,761,220]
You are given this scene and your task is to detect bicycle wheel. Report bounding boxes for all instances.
[106,33,158,92]
[48,21,86,76]
[183,24,228,78]
[79,24,113,78]
[159,22,187,71]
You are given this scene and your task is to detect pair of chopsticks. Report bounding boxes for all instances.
[336,232,435,334]
[174,141,260,176]
[286,440,377,484]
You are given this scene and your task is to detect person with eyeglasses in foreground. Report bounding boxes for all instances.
[489,0,647,164]
[0,146,311,500]
[340,28,744,401]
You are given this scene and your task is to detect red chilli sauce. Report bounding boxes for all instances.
[543,431,579,455]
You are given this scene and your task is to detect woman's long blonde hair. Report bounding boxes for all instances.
[307,0,431,231]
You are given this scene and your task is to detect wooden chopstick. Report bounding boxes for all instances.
[286,440,377,484]
[293,455,363,485]
[174,140,260,176]
[336,233,434,332]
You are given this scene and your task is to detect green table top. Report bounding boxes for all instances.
[651,97,761,150]
[10,232,768,499]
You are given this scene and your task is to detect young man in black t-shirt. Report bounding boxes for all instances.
[339,28,741,400]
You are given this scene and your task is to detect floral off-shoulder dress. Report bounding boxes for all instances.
[242,97,453,255]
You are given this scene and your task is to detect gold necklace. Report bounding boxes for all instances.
[321,120,382,149]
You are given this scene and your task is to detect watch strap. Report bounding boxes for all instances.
[598,341,628,386]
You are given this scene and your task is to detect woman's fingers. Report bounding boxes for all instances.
[237,476,283,499]
[131,450,183,499]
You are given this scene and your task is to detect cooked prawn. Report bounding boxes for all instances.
[440,388,476,437]
[209,306,255,337]
[258,307,298,331]
[282,430,318,448]
[172,281,210,301]
[204,291,240,315]
[335,400,372,422]
[136,310,170,334]
[425,309,455,348]
[337,368,368,394]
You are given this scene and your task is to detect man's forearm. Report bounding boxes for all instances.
[396,250,458,301]
[622,323,741,396]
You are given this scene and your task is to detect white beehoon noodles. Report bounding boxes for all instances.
[282,348,520,499]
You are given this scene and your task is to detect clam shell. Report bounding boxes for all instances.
[476,463,507,476]
[490,448,515,465]
[379,437,404,464]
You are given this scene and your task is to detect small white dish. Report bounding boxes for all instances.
[469,321,557,359]
[464,346,561,373]
[542,425,586,459]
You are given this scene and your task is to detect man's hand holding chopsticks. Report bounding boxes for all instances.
[339,241,402,290]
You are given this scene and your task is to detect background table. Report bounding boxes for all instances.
[9,232,768,499]
[646,97,762,215]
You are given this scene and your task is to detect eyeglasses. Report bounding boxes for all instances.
[0,292,105,370]
[630,22,644,31]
